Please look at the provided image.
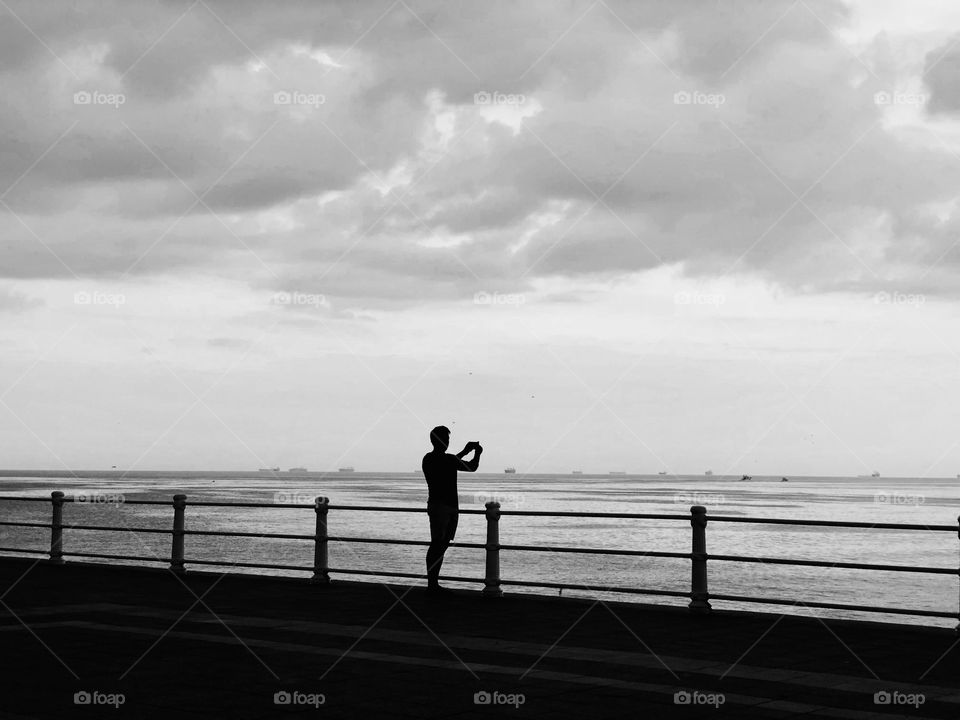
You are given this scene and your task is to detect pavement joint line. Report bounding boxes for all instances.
[6,606,960,702]
[3,619,951,719]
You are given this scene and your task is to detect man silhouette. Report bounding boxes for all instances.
[422,425,482,594]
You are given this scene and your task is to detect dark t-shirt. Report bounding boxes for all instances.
[422,452,469,509]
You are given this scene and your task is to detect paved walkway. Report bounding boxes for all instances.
[0,557,957,718]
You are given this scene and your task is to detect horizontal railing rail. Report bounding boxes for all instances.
[0,492,957,628]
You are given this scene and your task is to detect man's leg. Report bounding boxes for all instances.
[426,508,449,588]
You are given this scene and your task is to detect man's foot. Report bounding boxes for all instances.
[426,584,455,595]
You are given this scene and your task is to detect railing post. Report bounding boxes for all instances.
[171,494,186,573]
[312,496,330,584]
[49,491,65,565]
[689,505,711,614]
[483,501,503,597]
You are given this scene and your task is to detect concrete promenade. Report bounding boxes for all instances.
[0,557,957,719]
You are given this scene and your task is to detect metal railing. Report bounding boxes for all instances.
[0,492,957,628]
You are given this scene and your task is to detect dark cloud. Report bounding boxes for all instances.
[1,0,957,303]
[924,35,960,114]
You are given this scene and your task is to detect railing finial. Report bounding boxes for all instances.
[311,496,331,584]
[483,501,503,597]
[49,491,65,565]
[170,494,187,573]
[689,505,711,614]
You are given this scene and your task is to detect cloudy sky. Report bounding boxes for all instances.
[2,0,960,476]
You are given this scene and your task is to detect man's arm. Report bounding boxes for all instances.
[455,443,482,471]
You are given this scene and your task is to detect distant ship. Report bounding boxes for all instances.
[338,467,355,472]
[504,467,516,474]
[704,470,713,476]
[288,467,307,473]
[740,475,752,481]
[658,471,667,475]
[871,471,880,478]
[609,471,626,475]
[572,470,583,475]
[258,467,280,472]
[781,477,789,482]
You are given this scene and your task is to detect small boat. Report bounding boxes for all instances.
[572,470,583,475]
[658,471,667,475]
[740,475,752,481]
[704,470,713,476]
[288,467,308,473]
[871,471,880,478]
[258,467,280,472]
[504,467,516,474]
[781,477,789,482]
[338,467,355,472]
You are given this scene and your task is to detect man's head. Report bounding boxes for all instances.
[429,425,450,452]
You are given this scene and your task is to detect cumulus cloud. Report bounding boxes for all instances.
[0,0,957,304]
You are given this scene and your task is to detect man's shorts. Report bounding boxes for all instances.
[427,503,459,544]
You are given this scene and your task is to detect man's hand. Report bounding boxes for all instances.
[463,441,483,454]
